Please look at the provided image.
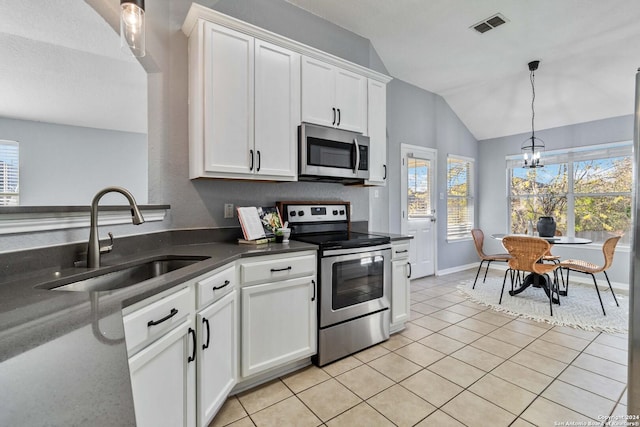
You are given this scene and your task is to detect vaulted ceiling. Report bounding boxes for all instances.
[286,0,640,140]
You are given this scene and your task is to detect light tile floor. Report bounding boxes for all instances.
[210,268,629,427]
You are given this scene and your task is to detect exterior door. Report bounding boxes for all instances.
[400,144,436,278]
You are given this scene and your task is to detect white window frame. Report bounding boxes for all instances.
[506,141,632,245]
[0,140,19,206]
[447,154,475,242]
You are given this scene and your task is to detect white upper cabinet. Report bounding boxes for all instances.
[188,20,299,181]
[182,4,391,182]
[200,22,254,177]
[365,79,387,185]
[301,56,367,133]
[254,40,300,179]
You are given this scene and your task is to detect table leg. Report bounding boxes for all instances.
[509,273,560,304]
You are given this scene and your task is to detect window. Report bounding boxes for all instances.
[507,141,632,244]
[0,141,19,206]
[407,156,432,219]
[447,155,474,240]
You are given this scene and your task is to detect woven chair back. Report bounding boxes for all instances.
[471,229,487,259]
[502,236,550,274]
[602,235,622,270]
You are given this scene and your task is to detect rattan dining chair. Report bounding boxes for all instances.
[471,229,511,289]
[559,235,621,316]
[500,236,561,316]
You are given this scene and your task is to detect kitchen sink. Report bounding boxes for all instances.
[46,256,210,292]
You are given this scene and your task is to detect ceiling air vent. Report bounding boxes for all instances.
[471,13,508,34]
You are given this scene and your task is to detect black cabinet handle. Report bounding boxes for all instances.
[395,249,409,254]
[202,317,210,350]
[383,164,387,180]
[407,262,412,279]
[249,149,254,171]
[188,328,196,363]
[311,280,316,302]
[257,150,261,172]
[270,266,292,272]
[337,108,341,126]
[147,308,178,327]
[332,107,336,125]
[213,280,231,291]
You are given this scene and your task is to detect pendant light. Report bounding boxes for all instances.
[522,60,545,168]
[120,0,145,57]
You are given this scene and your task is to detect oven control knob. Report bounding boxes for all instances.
[339,209,345,215]
[298,210,305,216]
[333,210,338,215]
[290,211,296,216]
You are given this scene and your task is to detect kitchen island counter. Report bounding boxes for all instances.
[0,233,316,426]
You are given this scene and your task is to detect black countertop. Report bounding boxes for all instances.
[0,238,316,426]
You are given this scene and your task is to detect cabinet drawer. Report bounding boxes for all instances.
[196,264,236,309]
[392,241,410,260]
[240,253,316,285]
[124,286,193,354]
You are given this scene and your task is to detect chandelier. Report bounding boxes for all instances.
[522,60,545,168]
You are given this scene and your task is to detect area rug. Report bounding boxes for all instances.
[457,277,628,333]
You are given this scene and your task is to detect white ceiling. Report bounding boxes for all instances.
[286,0,640,140]
[0,0,146,133]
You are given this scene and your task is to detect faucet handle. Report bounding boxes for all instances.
[100,232,114,254]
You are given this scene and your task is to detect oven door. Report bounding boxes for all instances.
[319,244,391,328]
[299,123,369,180]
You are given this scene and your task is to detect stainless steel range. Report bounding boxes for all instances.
[278,201,391,366]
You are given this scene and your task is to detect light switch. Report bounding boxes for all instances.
[224,203,234,218]
[439,192,444,200]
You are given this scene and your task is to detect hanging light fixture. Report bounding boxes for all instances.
[522,60,544,168]
[120,0,145,57]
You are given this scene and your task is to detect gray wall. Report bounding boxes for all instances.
[0,117,147,206]
[2,0,386,253]
[385,79,479,272]
[478,115,633,285]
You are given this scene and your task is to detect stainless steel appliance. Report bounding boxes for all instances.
[298,123,370,183]
[278,201,391,366]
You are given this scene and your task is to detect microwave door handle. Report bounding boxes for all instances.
[353,137,360,173]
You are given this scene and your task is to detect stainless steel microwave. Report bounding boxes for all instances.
[298,123,369,183]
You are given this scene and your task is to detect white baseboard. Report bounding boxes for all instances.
[437,262,478,277]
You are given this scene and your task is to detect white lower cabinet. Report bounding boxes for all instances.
[196,290,238,427]
[128,317,196,427]
[390,240,411,333]
[241,276,317,377]
[124,251,317,426]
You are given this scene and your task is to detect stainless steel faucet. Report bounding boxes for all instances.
[87,186,145,268]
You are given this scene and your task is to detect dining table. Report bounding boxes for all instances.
[490,233,592,302]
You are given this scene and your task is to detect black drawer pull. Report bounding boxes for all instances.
[407,262,412,279]
[188,328,196,363]
[270,266,292,272]
[202,317,211,350]
[395,249,409,254]
[383,164,387,180]
[213,280,231,291]
[147,308,178,327]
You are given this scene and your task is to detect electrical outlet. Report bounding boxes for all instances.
[224,203,234,218]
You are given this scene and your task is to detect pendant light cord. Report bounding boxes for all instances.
[530,68,536,144]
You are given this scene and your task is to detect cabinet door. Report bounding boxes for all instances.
[202,22,254,176]
[129,319,196,427]
[391,260,410,326]
[254,40,300,180]
[196,290,238,427]
[365,79,387,185]
[241,277,317,377]
[301,56,336,128]
[334,68,367,133]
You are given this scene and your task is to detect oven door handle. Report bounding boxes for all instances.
[311,279,316,301]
